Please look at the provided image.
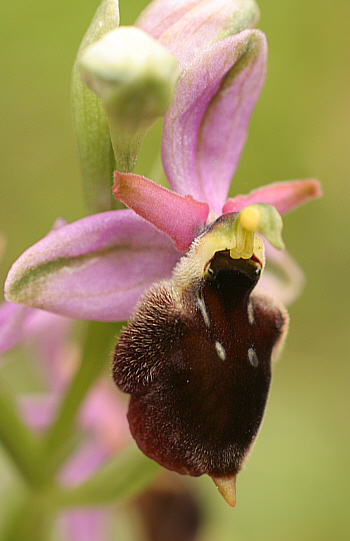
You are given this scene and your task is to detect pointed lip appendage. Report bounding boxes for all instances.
[211,474,237,507]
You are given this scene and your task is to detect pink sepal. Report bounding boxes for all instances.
[258,244,306,307]
[222,179,322,215]
[113,171,209,251]
[162,30,267,214]
[137,0,259,71]
[5,210,181,321]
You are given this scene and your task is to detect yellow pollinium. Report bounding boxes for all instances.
[230,206,263,260]
[239,205,262,232]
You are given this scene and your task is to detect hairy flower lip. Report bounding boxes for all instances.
[114,229,287,485]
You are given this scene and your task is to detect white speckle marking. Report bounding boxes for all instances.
[248,347,258,367]
[195,292,210,327]
[98,20,103,28]
[247,299,255,325]
[215,341,226,361]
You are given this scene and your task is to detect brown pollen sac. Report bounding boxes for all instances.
[113,242,288,501]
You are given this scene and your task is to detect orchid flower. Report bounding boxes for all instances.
[3,0,322,510]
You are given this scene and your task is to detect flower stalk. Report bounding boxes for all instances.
[1,488,56,541]
[72,0,120,213]
[0,381,49,488]
[43,321,120,476]
[52,444,161,508]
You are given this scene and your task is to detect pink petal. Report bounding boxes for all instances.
[113,172,209,251]
[0,302,72,365]
[137,0,259,70]
[222,179,322,215]
[18,393,59,431]
[59,508,111,541]
[0,303,31,355]
[5,210,181,321]
[20,319,77,394]
[24,311,76,391]
[59,439,108,487]
[136,0,213,40]
[0,220,74,356]
[258,245,306,307]
[162,30,267,214]
[80,379,131,454]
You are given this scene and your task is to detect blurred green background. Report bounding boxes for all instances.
[1,0,349,539]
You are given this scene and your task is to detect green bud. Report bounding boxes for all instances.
[72,0,120,214]
[78,26,179,173]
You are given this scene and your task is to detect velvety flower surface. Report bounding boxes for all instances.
[3,0,322,507]
[112,207,287,505]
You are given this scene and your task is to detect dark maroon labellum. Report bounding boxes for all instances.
[113,249,287,480]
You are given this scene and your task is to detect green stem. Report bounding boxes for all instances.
[1,487,55,541]
[53,443,161,508]
[0,380,48,488]
[1,446,160,539]
[43,320,120,476]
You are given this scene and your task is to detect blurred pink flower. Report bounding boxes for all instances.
[0,300,130,541]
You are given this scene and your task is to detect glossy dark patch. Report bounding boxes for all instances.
[113,250,286,479]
